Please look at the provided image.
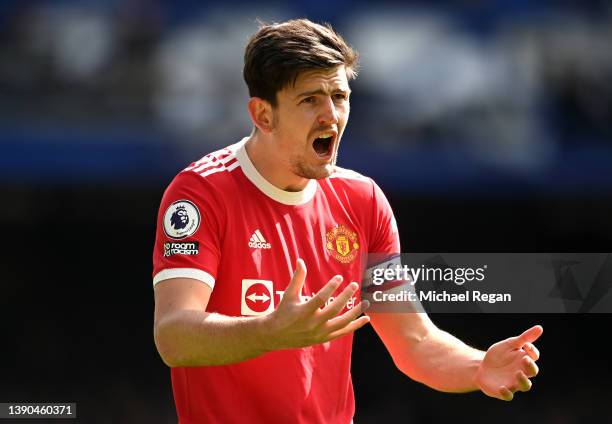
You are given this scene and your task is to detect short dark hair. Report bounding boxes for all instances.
[243,18,358,106]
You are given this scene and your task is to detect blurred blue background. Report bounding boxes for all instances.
[1,0,611,193]
[1,1,611,423]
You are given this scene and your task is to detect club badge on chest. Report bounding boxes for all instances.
[326,225,360,264]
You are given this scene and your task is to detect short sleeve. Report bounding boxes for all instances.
[368,179,400,255]
[152,172,223,289]
[363,180,404,292]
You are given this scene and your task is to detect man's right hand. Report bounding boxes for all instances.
[261,258,370,350]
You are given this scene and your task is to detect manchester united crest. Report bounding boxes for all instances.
[326,225,360,264]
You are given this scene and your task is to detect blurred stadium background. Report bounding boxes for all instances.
[1,0,611,422]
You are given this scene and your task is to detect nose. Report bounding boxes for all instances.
[318,96,339,126]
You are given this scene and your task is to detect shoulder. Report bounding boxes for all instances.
[167,141,242,193]
[330,166,372,184]
[181,142,242,181]
[325,166,392,211]
[326,166,376,196]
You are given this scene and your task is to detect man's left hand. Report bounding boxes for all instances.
[474,325,543,401]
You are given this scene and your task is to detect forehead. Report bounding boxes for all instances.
[289,66,350,93]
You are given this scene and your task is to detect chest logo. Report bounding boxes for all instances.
[241,279,275,316]
[248,229,271,249]
[326,225,360,264]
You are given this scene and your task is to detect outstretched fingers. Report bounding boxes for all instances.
[283,259,308,301]
[326,315,371,341]
[311,279,370,341]
[303,275,344,313]
[272,266,371,349]
[318,282,360,320]
[325,300,370,333]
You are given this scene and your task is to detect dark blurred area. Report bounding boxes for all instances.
[1,0,611,423]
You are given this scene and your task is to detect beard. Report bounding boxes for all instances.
[290,146,339,180]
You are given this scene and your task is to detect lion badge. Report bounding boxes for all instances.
[163,200,201,239]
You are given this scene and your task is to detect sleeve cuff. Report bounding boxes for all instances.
[153,268,215,290]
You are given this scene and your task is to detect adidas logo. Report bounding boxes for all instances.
[248,229,271,249]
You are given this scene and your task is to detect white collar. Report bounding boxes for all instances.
[235,138,318,206]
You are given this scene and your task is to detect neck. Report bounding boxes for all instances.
[245,131,310,192]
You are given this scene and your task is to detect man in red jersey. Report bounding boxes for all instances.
[152,19,542,423]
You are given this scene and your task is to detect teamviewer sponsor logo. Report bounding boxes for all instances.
[248,229,271,249]
[241,279,275,316]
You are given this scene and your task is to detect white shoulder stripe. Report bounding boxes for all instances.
[191,155,234,173]
[184,148,235,172]
[153,268,215,290]
[184,151,226,171]
[226,161,240,172]
[184,156,213,172]
[198,158,239,178]
[199,163,225,178]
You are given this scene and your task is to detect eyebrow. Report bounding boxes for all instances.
[294,88,351,100]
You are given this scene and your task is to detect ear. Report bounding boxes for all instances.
[247,97,275,134]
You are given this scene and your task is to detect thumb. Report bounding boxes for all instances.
[284,258,307,301]
[508,325,543,348]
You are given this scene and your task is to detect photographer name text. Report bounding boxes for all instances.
[372,290,511,304]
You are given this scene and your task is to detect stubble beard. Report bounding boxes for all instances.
[290,145,339,180]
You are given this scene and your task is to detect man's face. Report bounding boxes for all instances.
[271,66,351,180]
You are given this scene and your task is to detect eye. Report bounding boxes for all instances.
[300,96,316,104]
[333,93,348,101]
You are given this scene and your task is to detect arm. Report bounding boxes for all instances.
[153,259,370,367]
[368,306,542,400]
[153,277,269,367]
[368,310,483,392]
[364,180,542,399]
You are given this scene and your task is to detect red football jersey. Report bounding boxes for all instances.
[153,139,400,424]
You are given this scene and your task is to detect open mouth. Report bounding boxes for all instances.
[312,133,336,158]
